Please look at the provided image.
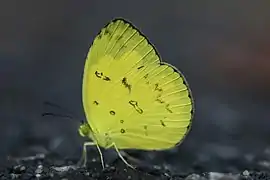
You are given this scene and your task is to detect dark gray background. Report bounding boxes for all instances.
[1,0,270,173]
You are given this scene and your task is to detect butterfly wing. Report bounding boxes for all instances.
[82,19,193,150]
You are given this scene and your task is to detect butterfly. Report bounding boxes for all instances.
[78,18,194,169]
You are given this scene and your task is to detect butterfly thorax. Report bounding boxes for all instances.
[78,123,113,148]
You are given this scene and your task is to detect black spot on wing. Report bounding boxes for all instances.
[156,98,165,104]
[103,76,111,81]
[110,110,115,115]
[122,77,132,93]
[165,104,173,113]
[154,83,163,92]
[160,120,166,127]
[93,101,99,105]
[104,29,110,35]
[95,71,103,78]
[129,100,143,114]
[96,33,102,39]
[95,71,112,81]
[143,73,149,79]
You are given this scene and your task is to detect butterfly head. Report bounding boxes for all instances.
[78,122,113,148]
[78,122,91,137]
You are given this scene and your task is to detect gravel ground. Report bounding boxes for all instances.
[1,154,270,180]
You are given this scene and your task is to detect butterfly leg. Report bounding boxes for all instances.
[113,143,136,169]
[77,142,97,168]
[95,143,105,169]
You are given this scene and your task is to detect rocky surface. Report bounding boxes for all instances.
[1,154,270,180]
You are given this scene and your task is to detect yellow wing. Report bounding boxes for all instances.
[82,19,194,150]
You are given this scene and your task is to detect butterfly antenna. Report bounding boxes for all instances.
[42,112,73,120]
[42,112,84,124]
[43,101,76,116]
[42,101,84,124]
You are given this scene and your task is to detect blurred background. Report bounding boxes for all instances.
[1,0,270,173]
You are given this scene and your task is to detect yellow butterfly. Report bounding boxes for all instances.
[78,18,194,169]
